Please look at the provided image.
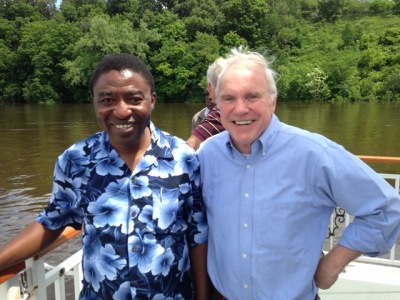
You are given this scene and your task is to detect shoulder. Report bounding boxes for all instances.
[207,107,220,116]
[152,123,196,155]
[278,122,335,150]
[197,130,229,155]
[193,107,207,118]
[63,131,105,155]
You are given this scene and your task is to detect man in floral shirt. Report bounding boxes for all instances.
[0,53,209,299]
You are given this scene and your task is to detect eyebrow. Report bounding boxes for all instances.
[98,90,112,97]
[127,90,145,97]
[97,89,145,97]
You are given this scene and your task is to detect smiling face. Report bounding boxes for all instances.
[92,69,156,153]
[217,64,276,154]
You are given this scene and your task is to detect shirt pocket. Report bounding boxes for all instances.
[151,187,187,236]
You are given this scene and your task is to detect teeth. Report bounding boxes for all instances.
[235,120,252,125]
[115,124,132,129]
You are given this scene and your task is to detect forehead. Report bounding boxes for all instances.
[219,64,267,89]
[94,69,149,89]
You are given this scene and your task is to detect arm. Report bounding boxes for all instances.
[189,243,211,300]
[188,108,224,149]
[187,134,202,150]
[314,244,361,289]
[0,222,63,271]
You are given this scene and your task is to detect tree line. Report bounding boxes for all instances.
[0,0,399,104]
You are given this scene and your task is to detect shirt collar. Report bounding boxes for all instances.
[225,114,281,159]
[101,121,174,160]
[148,121,174,159]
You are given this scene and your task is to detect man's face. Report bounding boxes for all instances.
[217,64,276,154]
[205,91,216,110]
[92,69,156,152]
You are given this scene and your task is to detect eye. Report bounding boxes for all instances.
[99,98,114,105]
[128,96,145,104]
[220,95,235,103]
[246,93,261,102]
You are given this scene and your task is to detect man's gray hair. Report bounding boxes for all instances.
[206,57,226,89]
[216,46,279,104]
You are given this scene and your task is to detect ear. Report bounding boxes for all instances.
[207,82,216,101]
[150,92,157,110]
[270,95,277,112]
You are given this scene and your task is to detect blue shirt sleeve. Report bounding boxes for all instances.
[314,144,400,256]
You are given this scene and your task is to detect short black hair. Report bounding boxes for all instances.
[89,53,155,96]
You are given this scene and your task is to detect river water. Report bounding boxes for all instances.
[0,102,399,295]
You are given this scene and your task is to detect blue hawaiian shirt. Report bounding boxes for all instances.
[36,122,208,300]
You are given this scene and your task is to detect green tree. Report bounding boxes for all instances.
[0,40,18,102]
[16,20,82,103]
[63,14,160,102]
[219,0,269,48]
[379,67,400,101]
[345,0,370,16]
[189,32,220,98]
[106,0,157,26]
[61,0,106,22]
[379,27,400,46]
[0,0,46,20]
[106,0,139,16]
[300,0,318,19]
[146,10,188,45]
[305,67,331,101]
[150,40,195,103]
[182,0,224,40]
[341,23,363,47]
[358,48,386,77]
[221,31,248,54]
[394,0,400,14]
[318,0,345,22]
[1,0,399,103]
[369,0,393,14]
[0,18,20,51]
[276,27,302,50]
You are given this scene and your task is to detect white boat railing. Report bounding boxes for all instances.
[0,227,82,300]
[1,155,399,299]
[325,171,400,267]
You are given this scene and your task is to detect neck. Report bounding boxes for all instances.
[116,127,151,171]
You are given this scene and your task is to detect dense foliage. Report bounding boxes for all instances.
[0,0,399,103]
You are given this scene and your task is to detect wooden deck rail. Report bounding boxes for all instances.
[0,226,82,284]
[357,155,400,164]
[0,155,399,285]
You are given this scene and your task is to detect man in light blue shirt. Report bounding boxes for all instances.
[197,47,400,300]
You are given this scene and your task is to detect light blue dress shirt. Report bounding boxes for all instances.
[197,114,400,300]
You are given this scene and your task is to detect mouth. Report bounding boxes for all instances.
[234,120,253,126]
[114,123,134,129]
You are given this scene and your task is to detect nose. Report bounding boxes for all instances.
[234,98,249,114]
[114,100,132,119]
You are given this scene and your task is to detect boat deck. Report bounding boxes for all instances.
[319,261,400,299]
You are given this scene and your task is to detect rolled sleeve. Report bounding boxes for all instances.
[316,145,400,256]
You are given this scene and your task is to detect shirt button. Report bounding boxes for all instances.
[243,284,249,289]
[132,211,137,217]
[242,253,247,259]
[243,223,248,228]
[131,177,136,183]
[244,193,249,198]
[132,246,137,251]
[246,164,251,169]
